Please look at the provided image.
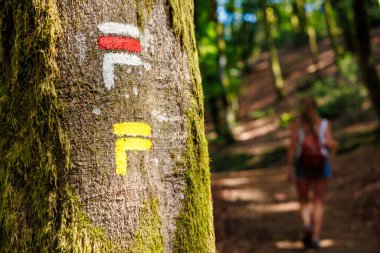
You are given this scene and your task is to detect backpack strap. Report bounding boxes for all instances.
[318,119,329,156]
[295,128,305,159]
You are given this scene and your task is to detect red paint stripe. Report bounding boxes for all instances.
[98,36,141,52]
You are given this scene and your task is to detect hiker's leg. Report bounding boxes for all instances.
[312,179,326,240]
[296,179,311,228]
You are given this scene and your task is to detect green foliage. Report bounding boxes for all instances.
[210,146,287,172]
[337,52,358,83]
[279,112,296,128]
[337,128,380,154]
[249,107,275,120]
[210,152,252,172]
[194,0,220,101]
[311,77,367,119]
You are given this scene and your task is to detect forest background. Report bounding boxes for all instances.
[195,0,380,252]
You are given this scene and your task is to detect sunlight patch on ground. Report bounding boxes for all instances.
[215,188,268,202]
[212,177,253,187]
[340,121,378,136]
[235,121,277,141]
[234,117,274,135]
[275,239,336,250]
[248,201,299,213]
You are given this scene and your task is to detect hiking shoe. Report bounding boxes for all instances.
[302,231,312,249]
[309,240,320,250]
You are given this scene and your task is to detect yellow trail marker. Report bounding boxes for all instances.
[113,122,152,176]
[113,122,152,137]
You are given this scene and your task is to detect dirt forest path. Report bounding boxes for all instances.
[212,147,380,253]
[210,29,380,253]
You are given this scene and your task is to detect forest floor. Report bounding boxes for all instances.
[209,29,380,253]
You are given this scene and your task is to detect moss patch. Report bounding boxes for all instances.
[137,0,159,29]
[0,0,67,251]
[0,1,121,252]
[126,198,164,253]
[167,1,216,253]
[57,187,124,252]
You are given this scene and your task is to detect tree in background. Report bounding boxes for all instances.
[324,0,344,61]
[294,0,321,71]
[335,0,357,53]
[0,1,215,252]
[240,1,258,73]
[353,0,380,120]
[261,0,285,100]
[217,21,237,141]
[195,0,235,142]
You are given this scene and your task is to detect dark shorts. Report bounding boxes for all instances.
[294,159,332,179]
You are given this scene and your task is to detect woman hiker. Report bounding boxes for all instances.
[287,96,337,250]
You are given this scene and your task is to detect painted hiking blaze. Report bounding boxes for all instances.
[98,22,143,90]
[98,22,152,176]
[113,122,152,176]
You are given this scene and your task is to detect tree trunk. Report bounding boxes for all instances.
[0,1,215,252]
[324,0,343,60]
[295,0,322,78]
[216,21,235,142]
[261,0,285,100]
[353,0,380,120]
[336,1,356,53]
[295,0,308,39]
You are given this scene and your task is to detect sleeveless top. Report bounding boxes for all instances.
[295,118,329,159]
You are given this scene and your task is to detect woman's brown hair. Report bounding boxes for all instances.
[300,96,319,135]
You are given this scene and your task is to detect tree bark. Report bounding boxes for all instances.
[261,0,285,100]
[216,21,235,142]
[353,0,380,121]
[0,1,215,252]
[295,0,322,78]
[336,1,356,53]
[324,0,343,60]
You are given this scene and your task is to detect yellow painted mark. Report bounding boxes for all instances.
[113,122,153,176]
[115,138,152,176]
[113,122,151,137]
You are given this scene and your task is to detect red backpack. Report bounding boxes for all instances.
[298,121,327,179]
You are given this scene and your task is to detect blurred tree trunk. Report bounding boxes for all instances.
[295,0,322,78]
[0,1,215,252]
[216,21,235,142]
[353,0,380,120]
[261,0,285,100]
[290,2,302,35]
[241,21,256,73]
[195,0,234,142]
[324,0,343,60]
[335,0,357,53]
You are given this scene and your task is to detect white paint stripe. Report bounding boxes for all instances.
[102,53,143,90]
[98,22,140,38]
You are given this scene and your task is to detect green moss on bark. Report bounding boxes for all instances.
[137,0,159,29]
[167,1,216,253]
[126,198,164,253]
[0,1,67,251]
[0,1,121,252]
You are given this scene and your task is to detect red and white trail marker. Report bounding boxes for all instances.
[98,22,143,90]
